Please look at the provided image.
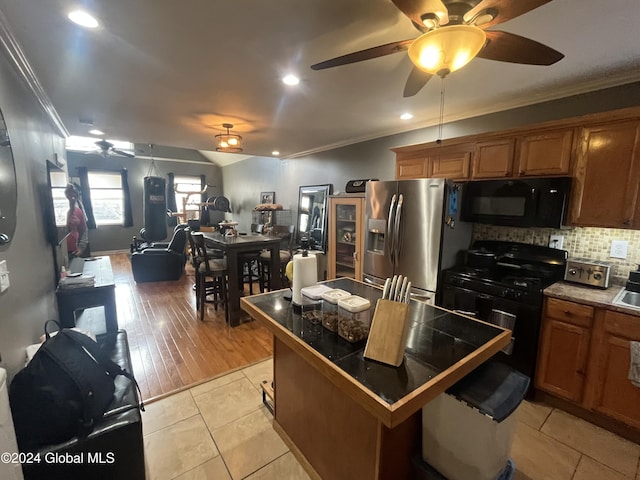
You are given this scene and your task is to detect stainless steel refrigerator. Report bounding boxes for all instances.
[363,178,472,303]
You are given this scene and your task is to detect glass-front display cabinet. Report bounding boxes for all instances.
[327,194,364,280]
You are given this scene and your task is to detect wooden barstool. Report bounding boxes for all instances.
[258,225,295,292]
[191,232,229,322]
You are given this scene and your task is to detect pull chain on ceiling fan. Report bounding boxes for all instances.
[311,0,564,97]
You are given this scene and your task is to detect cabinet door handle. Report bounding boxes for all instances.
[576,369,586,375]
[623,219,631,226]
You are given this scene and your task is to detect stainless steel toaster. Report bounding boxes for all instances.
[564,258,612,288]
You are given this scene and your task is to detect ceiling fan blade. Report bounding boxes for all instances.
[391,0,449,28]
[311,39,414,70]
[478,31,564,65]
[464,0,552,29]
[403,66,432,97]
[112,149,135,158]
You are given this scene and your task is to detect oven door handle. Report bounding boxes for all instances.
[477,294,492,300]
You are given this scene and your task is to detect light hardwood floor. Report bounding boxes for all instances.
[108,253,273,401]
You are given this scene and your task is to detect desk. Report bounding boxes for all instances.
[202,232,282,327]
[241,278,511,480]
[56,256,117,333]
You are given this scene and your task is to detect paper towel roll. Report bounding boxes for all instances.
[0,368,24,480]
[292,253,318,306]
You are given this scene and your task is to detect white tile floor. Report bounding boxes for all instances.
[142,358,640,480]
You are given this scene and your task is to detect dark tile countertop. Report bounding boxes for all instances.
[244,278,508,407]
[544,281,640,317]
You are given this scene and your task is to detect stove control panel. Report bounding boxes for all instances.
[564,258,611,289]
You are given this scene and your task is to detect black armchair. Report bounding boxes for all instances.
[130,223,188,253]
[130,226,188,283]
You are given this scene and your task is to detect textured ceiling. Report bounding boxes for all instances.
[1,0,639,162]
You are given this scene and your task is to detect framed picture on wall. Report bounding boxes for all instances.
[260,191,275,204]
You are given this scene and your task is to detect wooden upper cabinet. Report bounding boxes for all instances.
[568,120,640,228]
[516,129,574,176]
[429,151,470,180]
[472,138,515,178]
[396,147,471,180]
[396,157,428,179]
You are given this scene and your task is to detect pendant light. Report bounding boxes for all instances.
[215,123,243,153]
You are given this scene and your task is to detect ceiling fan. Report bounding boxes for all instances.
[91,139,135,158]
[311,0,564,97]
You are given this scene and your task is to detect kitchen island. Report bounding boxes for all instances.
[241,278,511,480]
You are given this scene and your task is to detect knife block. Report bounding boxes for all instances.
[363,299,410,367]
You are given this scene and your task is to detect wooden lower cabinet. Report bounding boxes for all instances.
[274,338,420,480]
[536,298,593,402]
[537,297,640,432]
[583,310,640,429]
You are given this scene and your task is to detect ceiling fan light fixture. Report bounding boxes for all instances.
[420,13,440,31]
[408,25,486,77]
[215,123,243,153]
[68,10,99,28]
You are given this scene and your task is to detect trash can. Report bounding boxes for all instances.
[420,361,529,480]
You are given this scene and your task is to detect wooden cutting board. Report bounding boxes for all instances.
[364,299,410,367]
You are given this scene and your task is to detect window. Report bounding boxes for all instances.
[50,170,68,227]
[88,171,123,225]
[174,175,202,220]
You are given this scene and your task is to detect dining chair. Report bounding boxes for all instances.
[258,225,295,292]
[191,232,229,322]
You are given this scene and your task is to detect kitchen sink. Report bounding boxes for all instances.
[612,288,640,310]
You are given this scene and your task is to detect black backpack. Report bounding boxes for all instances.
[9,321,144,452]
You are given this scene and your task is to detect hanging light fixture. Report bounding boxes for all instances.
[408,25,486,78]
[215,123,243,153]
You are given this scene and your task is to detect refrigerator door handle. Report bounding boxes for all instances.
[387,194,397,265]
[394,194,404,265]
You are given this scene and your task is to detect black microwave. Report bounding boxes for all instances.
[461,177,572,228]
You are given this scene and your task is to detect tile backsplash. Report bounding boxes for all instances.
[472,224,640,285]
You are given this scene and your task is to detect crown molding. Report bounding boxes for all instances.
[0,9,69,138]
[285,71,640,160]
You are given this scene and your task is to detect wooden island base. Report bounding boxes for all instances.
[273,338,420,480]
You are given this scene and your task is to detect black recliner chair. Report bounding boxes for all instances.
[130,223,188,253]
[130,226,188,282]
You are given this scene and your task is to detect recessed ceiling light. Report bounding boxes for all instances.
[400,112,414,120]
[282,74,300,86]
[89,129,104,136]
[272,150,280,156]
[68,10,99,28]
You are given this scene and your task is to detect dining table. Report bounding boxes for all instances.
[201,231,283,326]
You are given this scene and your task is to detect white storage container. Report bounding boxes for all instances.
[337,295,371,342]
[321,289,351,332]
